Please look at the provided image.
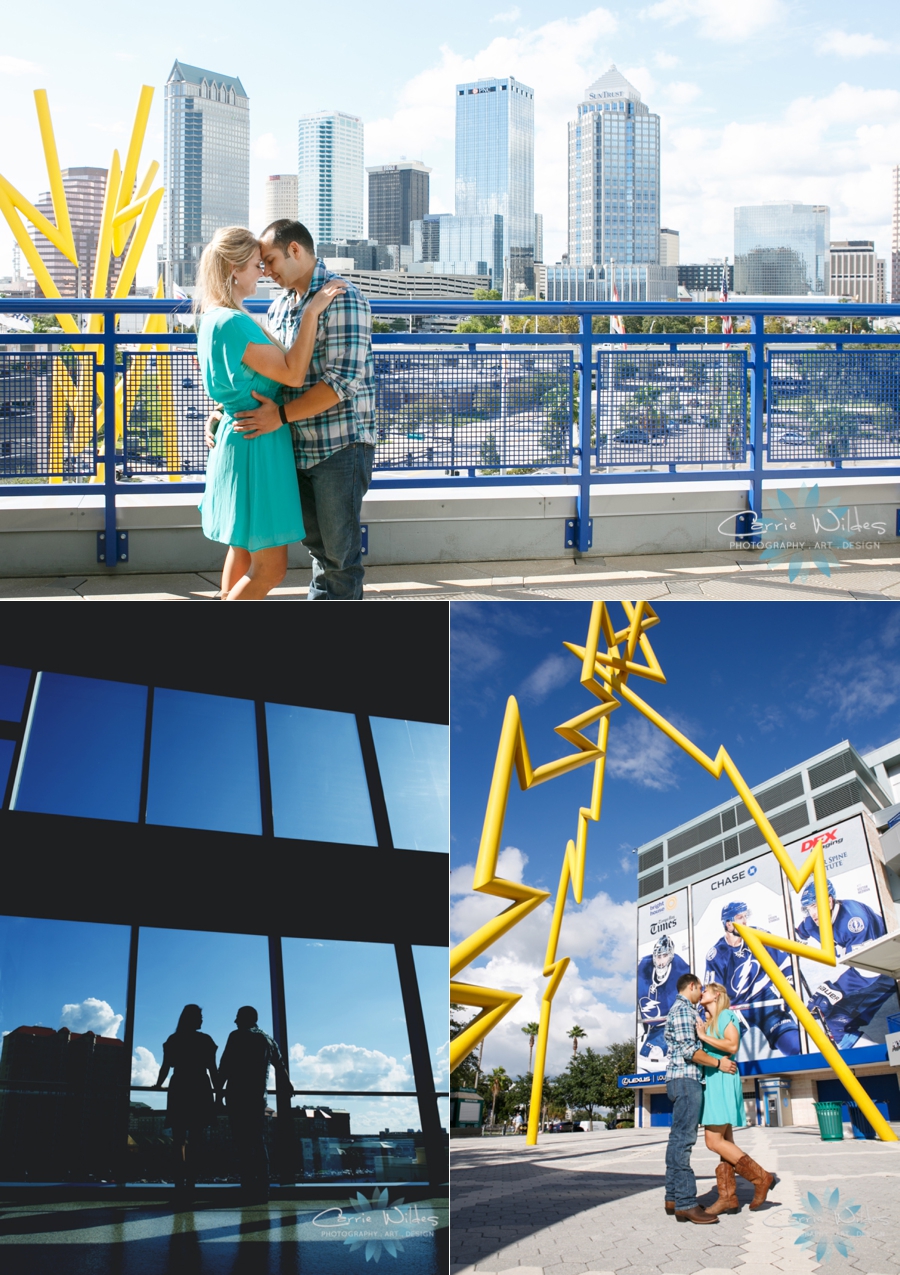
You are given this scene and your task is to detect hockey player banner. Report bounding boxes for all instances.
[636,888,691,1071]
[783,815,900,1053]
[692,854,801,1062]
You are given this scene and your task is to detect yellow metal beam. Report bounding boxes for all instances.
[33,90,77,265]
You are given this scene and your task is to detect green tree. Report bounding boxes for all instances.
[486,1066,511,1126]
[480,432,501,468]
[521,1023,540,1074]
[567,1025,587,1053]
[449,1005,479,1091]
[456,288,503,334]
[554,1047,606,1130]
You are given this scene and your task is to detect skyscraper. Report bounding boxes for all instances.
[659,228,679,267]
[455,76,534,296]
[366,161,430,247]
[534,213,544,265]
[826,241,885,304]
[887,164,892,303]
[733,203,829,294]
[298,111,364,245]
[264,174,298,225]
[29,168,126,297]
[160,61,250,291]
[568,65,660,269]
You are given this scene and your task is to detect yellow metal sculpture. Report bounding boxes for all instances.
[452,601,897,1145]
[0,87,167,477]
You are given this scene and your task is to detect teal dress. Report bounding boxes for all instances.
[198,307,304,552]
[700,1008,746,1127]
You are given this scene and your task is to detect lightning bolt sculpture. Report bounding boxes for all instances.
[0,88,169,479]
[453,601,898,1145]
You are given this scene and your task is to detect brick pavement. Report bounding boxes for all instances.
[450,1124,900,1275]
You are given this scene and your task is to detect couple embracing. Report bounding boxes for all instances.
[195,219,375,601]
[663,971,777,1223]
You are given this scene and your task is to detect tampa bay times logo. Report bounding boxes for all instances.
[719,484,888,581]
[790,1188,866,1262]
[312,1187,440,1262]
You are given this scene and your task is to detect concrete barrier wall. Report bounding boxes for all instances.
[0,476,897,576]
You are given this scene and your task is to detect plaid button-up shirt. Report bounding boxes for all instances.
[664,993,703,1083]
[267,259,376,469]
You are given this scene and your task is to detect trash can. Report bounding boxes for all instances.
[848,1101,889,1140]
[814,1101,844,1141]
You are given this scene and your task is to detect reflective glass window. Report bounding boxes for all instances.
[413,945,449,1090]
[146,688,261,834]
[266,704,376,845]
[0,665,29,721]
[12,673,146,822]
[0,914,130,1182]
[130,927,271,1183]
[371,718,448,853]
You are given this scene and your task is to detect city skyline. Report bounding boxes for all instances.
[2,1,900,287]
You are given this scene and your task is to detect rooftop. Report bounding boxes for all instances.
[167,60,247,97]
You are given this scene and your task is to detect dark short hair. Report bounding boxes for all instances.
[236,1005,259,1026]
[260,219,315,257]
[676,973,701,993]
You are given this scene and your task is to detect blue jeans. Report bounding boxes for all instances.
[665,1078,704,1210]
[297,442,373,600]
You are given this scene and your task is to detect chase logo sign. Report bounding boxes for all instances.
[748,866,757,876]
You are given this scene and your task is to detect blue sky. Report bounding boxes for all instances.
[2,1,900,285]
[450,600,900,1076]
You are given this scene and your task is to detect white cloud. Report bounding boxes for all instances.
[253,133,280,160]
[653,52,679,68]
[663,81,900,263]
[114,51,136,62]
[816,30,892,58]
[451,845,637,1076]
[518,652,571,703]
[364,8,620,263]
[491,6,521,21]
[604,716,683,790]
[665,81,702,106]
[60,998,122,1038]
[0,55,38,75]
[641,0,784,42]
[131,1045,160,1086]
[289,1042,411,1091]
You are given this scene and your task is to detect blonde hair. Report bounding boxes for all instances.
[195,227,260,313]
[704,982,731,1038]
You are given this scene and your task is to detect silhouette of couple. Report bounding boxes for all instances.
[153,1003,293,1203]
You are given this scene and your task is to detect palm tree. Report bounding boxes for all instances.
[522,1022,540,1074]
[488,1066,509,1127]
[568,1025,587,1054]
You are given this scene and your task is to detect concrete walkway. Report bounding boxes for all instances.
[451,1125,900,1275]
[3,546,900,600]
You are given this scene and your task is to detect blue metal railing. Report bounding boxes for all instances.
[1,296,899,564]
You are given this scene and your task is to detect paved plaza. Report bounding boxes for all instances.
[450,1124,900,1275]
[2,546,900,600]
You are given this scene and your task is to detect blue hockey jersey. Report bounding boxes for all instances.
[637,952,690,1025]
[797,897,892,1001]
[703,935,793,1008]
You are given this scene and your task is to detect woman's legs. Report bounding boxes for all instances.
[221,546,251,596]
[224,545,288,600]
[171,1124,187,1189]
[704,1123,744,1166]
[702,1124,741,1214]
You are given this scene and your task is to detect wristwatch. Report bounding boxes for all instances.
[278,403,289,426]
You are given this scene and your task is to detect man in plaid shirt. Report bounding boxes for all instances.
[232,220,375,600]
[663,972,738,1224]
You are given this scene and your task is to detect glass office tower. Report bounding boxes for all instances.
[160,61,250,291]
[568,65,660,269]
[733,202,830,294]
[455,76,535,297]
[298,111,364,245]
[367,161,430,247]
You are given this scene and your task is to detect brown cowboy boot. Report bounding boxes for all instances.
[734,1153,777,1209]
[704,1161,740,1215]
[665,1199,675,1214]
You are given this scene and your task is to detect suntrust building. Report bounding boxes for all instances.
[634,737,900,1129]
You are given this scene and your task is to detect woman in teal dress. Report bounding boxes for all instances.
[696,982,777,1214]
[195,226,345,600]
